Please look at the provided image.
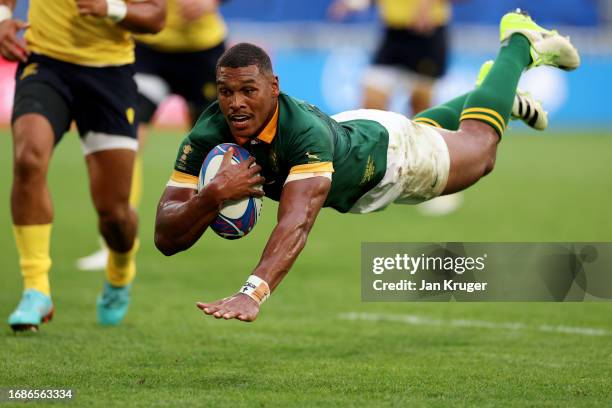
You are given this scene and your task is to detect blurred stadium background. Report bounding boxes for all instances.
[2,0,612,126]
[1,1,612,406]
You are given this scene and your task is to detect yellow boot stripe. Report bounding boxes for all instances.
[460,114,504,135]
[414,117,443,128]
[462,107,506,129]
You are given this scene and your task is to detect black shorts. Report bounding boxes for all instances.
[12,53,138,151]
[373,25,448,79]
[134,42,225,126]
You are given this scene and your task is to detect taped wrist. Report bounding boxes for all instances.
[0,5,13,22]
[239,275,270,305]
[106,0,127,23]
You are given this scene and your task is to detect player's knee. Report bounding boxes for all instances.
[483,150,497,176]
[97,204,132,229]
[13,145,49,181]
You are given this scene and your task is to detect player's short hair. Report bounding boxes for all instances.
[216,43,273,75]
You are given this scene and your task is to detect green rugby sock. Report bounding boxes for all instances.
[413,93,469,131]
[460,34,531,136]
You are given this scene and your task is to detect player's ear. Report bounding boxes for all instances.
[271,75,280,97]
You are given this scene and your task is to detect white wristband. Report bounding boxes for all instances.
[106,0,127,23]
[342,0,370,11]
[239,275,270,305]
[0,5,13,22]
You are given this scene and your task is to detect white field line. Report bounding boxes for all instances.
[338,312,611,337]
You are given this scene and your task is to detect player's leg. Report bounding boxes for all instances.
[440,10,579,194]
[8,57,73,331]
[86,149,139,325]
[76,43,164,271]
[410,79,434,117]
[476,60,548,130]
[363,82,390,110]
[74,63,140,325]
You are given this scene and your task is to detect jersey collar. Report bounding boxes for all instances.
[256,102,279,144]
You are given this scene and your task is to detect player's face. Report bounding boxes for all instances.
[217,65,279,143]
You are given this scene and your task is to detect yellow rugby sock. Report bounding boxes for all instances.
[106,239,139,287]
[13,224,52,296]
[129,155,143,209]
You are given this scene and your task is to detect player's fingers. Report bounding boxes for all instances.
[13,20,30,31]
[250,188,265,198]
[222,310,239,320]
[248,164,262,175]
[248,175,265,185]
[4,42,27,62]
[197,303,221,315]
[220,147,234,166]
[1,49,19,62]
[237,313,255,322]
[243,156,256,168]
[14,38,29,57]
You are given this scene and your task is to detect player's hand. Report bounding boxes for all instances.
[207,147,265,202]
[177,0,218,22]
[196,293,260,322]
[76,0,108,18]
[0,20,30,63]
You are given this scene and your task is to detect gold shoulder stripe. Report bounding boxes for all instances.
[414,117,442,128]
[460,114,504,136]
[289,162,334,174]
[462,107,506,129]
[171,170,199,184]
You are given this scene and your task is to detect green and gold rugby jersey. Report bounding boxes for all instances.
[170,93,389,213]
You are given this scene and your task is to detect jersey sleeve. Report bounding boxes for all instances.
[167,135,204,189]
[168,103,228,189]
[286,124,335,176]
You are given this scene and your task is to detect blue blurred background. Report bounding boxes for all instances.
[11,0,612,128]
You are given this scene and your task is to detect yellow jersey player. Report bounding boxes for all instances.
[154,10,578,322]
[330,0,451,114]
[1,0,166,331]
[77,0,228,271]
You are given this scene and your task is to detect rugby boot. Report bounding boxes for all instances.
[8,289,54,332]
[97,282,131,326]
[500,9,580,71]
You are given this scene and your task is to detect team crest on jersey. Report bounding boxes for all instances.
[305,152,320,162]
[360,156,375,185]
[180,144,193,163]
[20,63,38,81]
[269,150,279,172]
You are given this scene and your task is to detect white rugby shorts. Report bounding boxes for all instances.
[331,109,450,214]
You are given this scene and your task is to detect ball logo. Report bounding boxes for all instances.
[198,143,263,240]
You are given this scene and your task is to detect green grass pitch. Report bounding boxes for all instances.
[1,129,611,406]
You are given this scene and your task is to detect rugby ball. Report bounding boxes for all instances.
[198,143,263,239]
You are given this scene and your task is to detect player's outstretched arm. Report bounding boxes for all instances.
[154,149,264,256]
[196,176,331,322]
[76,0,166,34]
